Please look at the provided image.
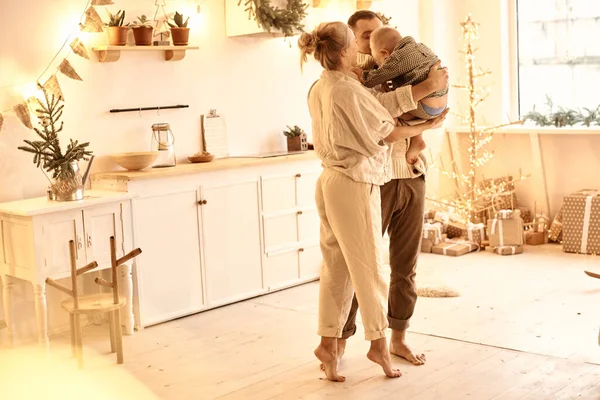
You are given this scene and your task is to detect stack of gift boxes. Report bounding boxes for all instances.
[422,179,600,257]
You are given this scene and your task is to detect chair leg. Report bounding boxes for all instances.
[114,309,124,364]
[108,311,116,353]
[74,314,84,369]
[70,314,76,357]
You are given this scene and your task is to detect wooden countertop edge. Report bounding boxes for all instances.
[92,152,320,182]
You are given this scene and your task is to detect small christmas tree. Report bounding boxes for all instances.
[152,0,171,45]
[429,15,525,223]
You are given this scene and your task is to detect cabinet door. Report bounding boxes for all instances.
[40,210,86,276]
[261,175,297,213]
[83,203,123,268]
[200,180,264,307]
[297,209,320,244]
[263,212,299,252]
[133,191,204,326]
[263,249,299,291]
[299,245,322,281]
[296,171,320,208]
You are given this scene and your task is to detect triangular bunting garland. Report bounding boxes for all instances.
[80,6,104,33]
[43,75,64,100]
[69,38,89,60]
[58,59,83,81]
[92,0,114,5]
[13,102,33,129]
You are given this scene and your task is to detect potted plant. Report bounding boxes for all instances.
[130,15,153,46]
[168,12,190,46]
[18,88,94,201]
[106,10,128,46]
[283,125,308,152]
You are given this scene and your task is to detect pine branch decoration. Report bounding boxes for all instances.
[239,0,308,38]
[18,87,92,180]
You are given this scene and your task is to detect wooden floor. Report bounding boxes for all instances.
[2,245,600,399]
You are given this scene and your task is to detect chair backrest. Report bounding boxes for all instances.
[45,240,99,311]
[95,236,142,304]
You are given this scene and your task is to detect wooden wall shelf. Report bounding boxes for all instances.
[92,46,199,63]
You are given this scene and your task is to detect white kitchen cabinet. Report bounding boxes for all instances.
[0,191,136,346]
[199,180,264,307]
[133,190,205,327]
[90,153,323,327]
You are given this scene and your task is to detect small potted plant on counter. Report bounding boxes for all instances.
[130,15,154,46]
[106,10,128,46]
[168,12,190,46]
[284,125,308,152]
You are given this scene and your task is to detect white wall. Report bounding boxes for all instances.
[0,0,420,343]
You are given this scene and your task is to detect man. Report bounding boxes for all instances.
[339,10,445,366]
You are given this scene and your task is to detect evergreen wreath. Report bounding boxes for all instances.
[238,0,308,38]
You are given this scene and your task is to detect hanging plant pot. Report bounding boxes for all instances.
[170,27,190,46]
[132,26,153,46]
[107,26,129,46]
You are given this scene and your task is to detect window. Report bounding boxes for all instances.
[516,0,600,116]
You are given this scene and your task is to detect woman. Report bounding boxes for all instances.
[298,22,447,382]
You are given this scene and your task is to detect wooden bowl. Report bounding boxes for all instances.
[188,154,215,163]
[111,152,160,171]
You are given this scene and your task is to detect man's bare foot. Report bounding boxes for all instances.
[406,136,427,165]
[366,338,401,378]
[390,329,426,365]
[315,339,345,382]
[320,338,346,371]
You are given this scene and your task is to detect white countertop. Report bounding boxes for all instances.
[92,151,320,182]
[0,190,136,217]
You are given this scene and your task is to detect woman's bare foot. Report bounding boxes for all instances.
[320,338,346,371]
[406,135,427,165]
[315,338,346,382]
[390,329,426,365]
[366,338,401,378]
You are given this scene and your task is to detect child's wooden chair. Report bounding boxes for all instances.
[46,236,141,368]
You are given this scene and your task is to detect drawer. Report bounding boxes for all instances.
[263,249,300,290]
[298,209,319,243]
[299,245,322,280]
[261,175,297,213]
[263,213,298,251]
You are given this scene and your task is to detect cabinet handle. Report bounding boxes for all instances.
[297,211,303,215]
[77,236,83,250]
[197,199,208,205]
[299,248,305,252]
[295,173,302,178]
[87,235,93,248]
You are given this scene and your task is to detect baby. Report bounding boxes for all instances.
[361,27,449,164]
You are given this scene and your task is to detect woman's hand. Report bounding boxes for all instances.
[426,61,449,92]
[422,108,449,130]
[351,67,365,84]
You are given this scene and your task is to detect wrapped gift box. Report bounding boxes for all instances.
[432,240,479,257]
[494,245,524,255]
[516,206,532,224]
[466,222,485,245]
[421,239,433,253]
[487,214,524,247]
[562,190,600,255]
[423,222,443,245]
[446,222,467,239]
[525,230,547,246]
[549,208,563,243]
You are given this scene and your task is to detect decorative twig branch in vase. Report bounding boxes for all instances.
[18,87,94,201]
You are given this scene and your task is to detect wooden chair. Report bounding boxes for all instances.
[46,236,141,368]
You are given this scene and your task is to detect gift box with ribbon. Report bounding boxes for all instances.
[549,208,563,243]
[446,221,467,239]
[466,222,485,246]
[487,212,524,247]
[423,222,443,245]
[432,239,479,257]
[562,190,600,255]
[494,244,524,255]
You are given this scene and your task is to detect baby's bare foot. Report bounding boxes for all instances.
[315,343,345,382]
[367,338,401,378]
[407,137,427,165]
